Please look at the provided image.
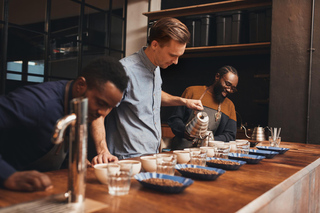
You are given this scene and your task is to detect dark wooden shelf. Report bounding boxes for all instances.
[143,0,272,21]
[181,42,270,58]
[253,99,269,104]
[143,0,271,58]
[254,74,270,78]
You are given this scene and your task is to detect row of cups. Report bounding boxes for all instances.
[140,139,250,173]
[94,140,250,195]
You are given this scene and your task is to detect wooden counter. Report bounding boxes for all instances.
[0,141,320,212]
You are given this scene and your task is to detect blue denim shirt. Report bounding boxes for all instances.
[106,47,162,159]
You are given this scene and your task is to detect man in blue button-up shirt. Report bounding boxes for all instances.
[91,17,203,163]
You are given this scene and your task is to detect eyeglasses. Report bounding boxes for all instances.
[221,77,238,93]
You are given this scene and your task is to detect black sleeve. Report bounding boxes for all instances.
[214,114,237,142]
[167,106,192,138]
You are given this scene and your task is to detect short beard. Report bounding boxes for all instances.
[213,82,226,104]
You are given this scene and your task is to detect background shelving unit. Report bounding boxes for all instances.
[143,0,271,20]
[182,42,270,58]
[144,0,272,57]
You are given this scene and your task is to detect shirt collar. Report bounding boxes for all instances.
[138,47,157,73]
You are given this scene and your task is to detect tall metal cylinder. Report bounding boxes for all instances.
[68,97,88,203]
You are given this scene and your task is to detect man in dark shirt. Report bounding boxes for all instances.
[0,57,128,192]
[168,66,238,149]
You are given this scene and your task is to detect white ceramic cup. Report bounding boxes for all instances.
[173,150,191,164]
[200,146,215,157]
[208,140,224,148]
[229,141,237,152]
[106,163,121,175]
[93,163,109,184]
[119,160,141,176]
[140,156,157,172]
[184,147,201,152]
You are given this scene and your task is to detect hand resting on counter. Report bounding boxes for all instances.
[3,170,53,192]
[91,151,118,166]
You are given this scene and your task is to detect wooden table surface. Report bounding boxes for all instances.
[0,141,320,212]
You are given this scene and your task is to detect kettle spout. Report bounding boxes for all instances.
[52,113,76,145]
[241,124,251,139]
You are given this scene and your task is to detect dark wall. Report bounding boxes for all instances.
[309,1,320,144]
[269,0,320,144]
[161,54,270,129]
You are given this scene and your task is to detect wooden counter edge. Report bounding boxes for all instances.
[237,157,320,212]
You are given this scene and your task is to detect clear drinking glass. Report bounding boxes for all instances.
[156,154,177,176]
[107,163,132,196]
[269,136,281,147]
[118,161,134,176]
[107,171,132,196]
[189,149,207,166]
[235,141,250,154]
[215,143,231,159]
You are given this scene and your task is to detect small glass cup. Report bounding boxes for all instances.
[107,163,132,196]
[189,149,207,166]
[235,140,250,154]
[118,161,134,176]
[156,154,177,176]
[229,141,237,152]
[215,143,231,159]
[107,170,132,196]
[107,163,120,175]
[119,160,141,176]
[269,136,281,147]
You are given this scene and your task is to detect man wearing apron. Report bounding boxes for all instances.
[0,57,128,192]
[168,66,238,150]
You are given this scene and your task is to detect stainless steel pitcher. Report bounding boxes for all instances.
[185,111,209,147]
[242,126,266,141]
[185,111,209,139]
